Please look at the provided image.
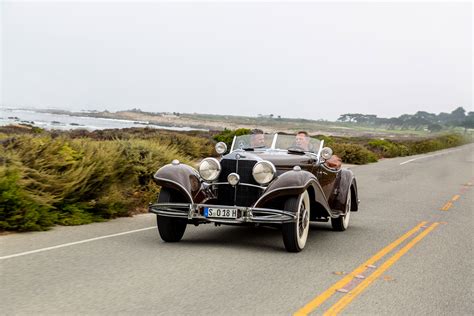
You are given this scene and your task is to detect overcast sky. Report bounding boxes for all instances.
[1,1,472,120]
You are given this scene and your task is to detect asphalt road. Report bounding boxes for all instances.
[1,144,473,315]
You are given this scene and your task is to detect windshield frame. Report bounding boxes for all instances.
[230,133,324,160]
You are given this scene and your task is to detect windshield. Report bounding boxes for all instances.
[231,134,323,154]
[274,134,322,153]
[231,134,275,150]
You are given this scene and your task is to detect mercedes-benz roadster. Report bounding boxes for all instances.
[149,133,359,252]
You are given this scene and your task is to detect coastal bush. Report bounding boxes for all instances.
[367,139,410,158]
[331,143,378,164]
[313,135,335,146]
[0,163,58,231]
[58,127,215,159]
[158,133,215,158]
[213,128,251,149]
[403,134,467,155]
[0,133,191,231]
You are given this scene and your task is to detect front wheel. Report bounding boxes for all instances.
[282,190,310,252]
[156,189,187,242]
[331,190,351,231]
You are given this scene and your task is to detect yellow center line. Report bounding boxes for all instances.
[323,222,440,316]
[441,202,452,211]
[451,195,460,201]
[293,221,427,316]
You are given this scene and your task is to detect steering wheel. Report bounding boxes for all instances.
[288,145,306,152]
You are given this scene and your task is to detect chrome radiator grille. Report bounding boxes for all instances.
[217,159,261,207]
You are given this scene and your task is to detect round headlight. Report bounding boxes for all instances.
[227,173,240,186]
[215,142,227,155]
[198,158,221,181]
[252,160,276,185]
[321,147,333,160]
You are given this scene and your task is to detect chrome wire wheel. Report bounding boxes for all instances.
[342,192,351,229]
[331,189,351,231]
[282,190,310,252]
[297,191,310,249]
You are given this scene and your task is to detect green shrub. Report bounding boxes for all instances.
[157,133,215,159]
[0,133,190,231]
[406,139,443,154]
[57,203,103,226]
[0,164,58,231]
[314,135,335,146]
[403,134,468,155]
[367,139,410,158]
[331,143,378,164]
[213,128,251,149]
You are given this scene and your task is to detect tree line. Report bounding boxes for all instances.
[337,107,473,132]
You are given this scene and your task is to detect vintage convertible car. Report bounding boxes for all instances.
[149,133,359,252]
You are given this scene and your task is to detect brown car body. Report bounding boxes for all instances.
[149,133,359,252]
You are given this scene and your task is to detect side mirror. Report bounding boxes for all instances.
[321,147,333,160]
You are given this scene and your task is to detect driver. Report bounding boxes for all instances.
[250,129,265,148]
[295,131,311,151]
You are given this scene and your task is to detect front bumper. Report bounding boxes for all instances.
[149,203,297,224]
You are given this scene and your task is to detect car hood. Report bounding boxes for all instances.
[222,150,315,172]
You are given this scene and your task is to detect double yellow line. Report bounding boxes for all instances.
[441,195,460,211]
[294,221,440,316]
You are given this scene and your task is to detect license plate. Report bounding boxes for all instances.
[204,207,237,219]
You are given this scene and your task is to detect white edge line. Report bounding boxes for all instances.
[400,147,466,165]
[0,226,156,260]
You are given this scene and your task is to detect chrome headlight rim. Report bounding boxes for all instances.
[198,157,221,181]
[215,142,227,155]
[252,160,276,185]
[227,172,240,186]
[321,147,333,160]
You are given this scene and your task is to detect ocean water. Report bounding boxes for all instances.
[0,108,205,131]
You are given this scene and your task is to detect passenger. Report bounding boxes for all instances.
[250,128,265,148]
[295,131,311,151]
[295,131,342,168]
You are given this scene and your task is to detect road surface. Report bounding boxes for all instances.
[1,144,473,315]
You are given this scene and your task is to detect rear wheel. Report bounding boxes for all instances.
[156,188,187,242]
[282,190,310,252]
[331,190,351,231]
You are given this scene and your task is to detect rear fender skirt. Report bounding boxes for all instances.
[153,163,200,203]
[254,170,332,216]
[330,169,359,213]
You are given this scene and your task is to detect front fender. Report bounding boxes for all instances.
[153,163,200,203]
[254,170,331,214]
[329,169,359,213]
